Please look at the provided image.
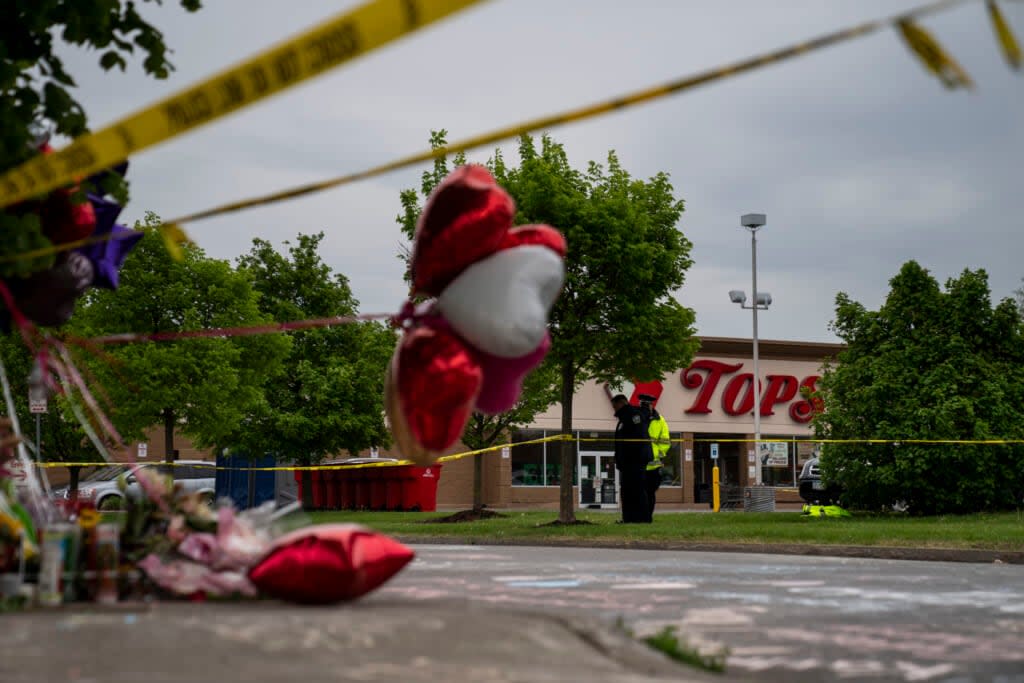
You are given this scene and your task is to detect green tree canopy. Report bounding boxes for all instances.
[1,0,201,275]
[399,131,699,522]
[72,213,290,462]
[814,261,1024,514]
[233,233,394,505]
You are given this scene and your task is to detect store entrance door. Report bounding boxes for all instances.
[579,451,618,509]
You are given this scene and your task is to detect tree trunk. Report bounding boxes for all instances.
[68,466,81,503]
[163,408,175,464]
[472,453,484,512]
[558,363,576,523]
[300,469,314,509]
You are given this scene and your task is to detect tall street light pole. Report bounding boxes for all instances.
[740,213,767,485]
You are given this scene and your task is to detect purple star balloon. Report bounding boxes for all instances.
[78,194,142,290]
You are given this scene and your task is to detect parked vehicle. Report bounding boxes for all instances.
[332,458,400,466]
[797,456,843,505]
[51,460,216,509]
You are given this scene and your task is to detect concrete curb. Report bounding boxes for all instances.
[3,599,718,682]
[394,535,1024,564]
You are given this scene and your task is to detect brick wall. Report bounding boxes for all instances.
[135,426,215,462]
[436,456,473,506]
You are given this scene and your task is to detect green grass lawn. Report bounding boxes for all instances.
[304,509,1024,551]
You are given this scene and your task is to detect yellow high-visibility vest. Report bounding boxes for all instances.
[801,504,851,518]
[647,414,671,471]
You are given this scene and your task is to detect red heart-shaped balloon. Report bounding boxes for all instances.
[389,322,482,460]
[39,188,96,245]
[499,224,568,257]
[411,165,514,297]
[249,524,415,604]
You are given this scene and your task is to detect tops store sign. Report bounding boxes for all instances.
[681,359,821,423]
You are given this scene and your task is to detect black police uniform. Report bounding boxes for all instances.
[639,401,662,523]
[614,403,652,523]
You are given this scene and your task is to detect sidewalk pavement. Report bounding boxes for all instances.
[0,599,720,683]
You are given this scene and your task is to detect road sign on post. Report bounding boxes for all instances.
[29,359,47,414]
[710,443,719,460]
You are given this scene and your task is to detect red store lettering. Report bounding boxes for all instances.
[680,359,820,423]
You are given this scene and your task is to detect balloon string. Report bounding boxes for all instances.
[2,282,126,471]
[83,301,439,346]
[0,354,54,525]
[51,340,124,449]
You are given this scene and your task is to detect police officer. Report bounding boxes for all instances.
[612,394,651,523]
[638,394,670,522]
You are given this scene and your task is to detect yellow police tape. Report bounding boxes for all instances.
[32,433,1024,471]
[161,0,971,227]
[0,0,485,211]
[33,435,553,471]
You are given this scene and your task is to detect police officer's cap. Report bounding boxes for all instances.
[611,394,629,403]
[638,393,657,403]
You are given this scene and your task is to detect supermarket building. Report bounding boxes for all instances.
[430,336,844,509]
[61,336,843,510]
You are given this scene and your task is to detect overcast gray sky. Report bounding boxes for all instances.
[56,0,1024,343]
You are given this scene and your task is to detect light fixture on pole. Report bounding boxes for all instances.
[728,212,770,485]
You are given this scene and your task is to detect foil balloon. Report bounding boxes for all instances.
[386,165,566,465]
[1,151,141,330]
[248,523,415,604]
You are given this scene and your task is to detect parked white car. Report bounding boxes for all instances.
[51,460,216,509]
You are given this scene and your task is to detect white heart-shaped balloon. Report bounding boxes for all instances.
[437,245,564,358]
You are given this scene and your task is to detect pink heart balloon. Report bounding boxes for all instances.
[472,334,551,415]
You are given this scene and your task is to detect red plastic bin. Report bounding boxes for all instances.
[368,471,387,511]
[384,469,404,511]
[293,470,326,509]
[323,468,341,510]
[353,468,372,510]
[398,464,442,512]
[341,467,358,510]
[332,466,348,510]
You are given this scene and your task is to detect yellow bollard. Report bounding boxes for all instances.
[712,465,720,512]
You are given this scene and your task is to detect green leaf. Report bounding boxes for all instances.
[99,50,127,72]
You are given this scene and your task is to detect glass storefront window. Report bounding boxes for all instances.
[547,450,578,486]
[511,429,545,486]
[758,438,816,487]
[510,428,697,488]
[796,439,817,474]
[759,439,790,487]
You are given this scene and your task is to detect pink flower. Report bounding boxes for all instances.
[177,532,218,565]
[167,515,188,544]
[138,554,257,598]
[173,508,270,572]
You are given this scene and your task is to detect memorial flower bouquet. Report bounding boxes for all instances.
[121,465,416,604]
